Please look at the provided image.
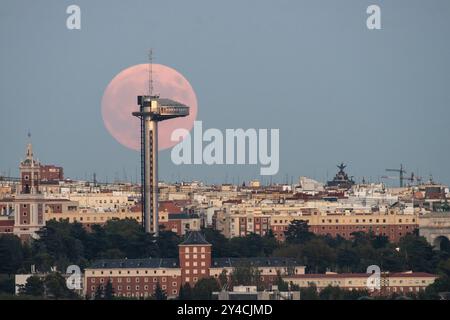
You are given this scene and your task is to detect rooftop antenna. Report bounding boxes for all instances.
[148,49,154,96]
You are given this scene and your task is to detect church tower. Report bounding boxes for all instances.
[19,139,41,194]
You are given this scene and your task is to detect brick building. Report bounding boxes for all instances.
[284,271,437,295]
[83,231,305,299]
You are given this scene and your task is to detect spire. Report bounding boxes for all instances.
[26,131,33,159]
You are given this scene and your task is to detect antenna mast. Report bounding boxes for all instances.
[148,49,154,96]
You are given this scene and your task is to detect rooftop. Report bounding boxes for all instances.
[89,258,179,269]
[211,257,299,268]
[180,231,210,245]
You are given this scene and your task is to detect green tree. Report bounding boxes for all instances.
[104,280,114,300]
[230,263,262,289]
[178,282,193,300]
[274,271,289,291]
[218,269,229,289]
[153,282,167,300]
[20,275,45,297]
[398,234,436,273]
[0,234,24,274]
[193,278,220,300]
[156,230,180,258]
[284,220,314,244]
[319,285,345,300]
[44,272,77,299]
[94,285,104,300]
[0,274,14,295]
[300,283,318,300]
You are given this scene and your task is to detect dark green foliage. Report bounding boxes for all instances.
[284,220,314,244]
[0,234,25,274]
[19,275,44,297]
[178,282,193,300]
[192,277,220,300]
[153,282,167,300]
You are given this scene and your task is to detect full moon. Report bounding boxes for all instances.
[101,64,198,151]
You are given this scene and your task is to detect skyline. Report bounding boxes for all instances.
[1,0,450,185]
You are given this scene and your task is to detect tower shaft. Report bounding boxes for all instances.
[134,95,189,235]
[143,117,159,234]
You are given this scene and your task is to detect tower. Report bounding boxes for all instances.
[132,56,189,235]
[178,231,212,286]
[19,139,40,194]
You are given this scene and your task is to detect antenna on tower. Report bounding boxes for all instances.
[148,49,154,96]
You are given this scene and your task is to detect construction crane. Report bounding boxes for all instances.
[384,165,421,187]
[385,164,406,187]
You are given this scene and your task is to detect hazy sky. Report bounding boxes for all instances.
[1,0,449,185]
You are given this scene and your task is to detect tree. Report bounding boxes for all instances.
[0,274,14,295]
[203,228,232,257]
[398,234,436,273]
[230,263,262,289]
[218,270,229,289]
[153,282,167,300]
[300,238,337,273]
[178,283,193,300]
[300,283,318,300]
[274,271,289,291]
[156,230,180,259]
[104,280,114,300]
[0,234,24,274]
[94,285,104,300]
[284,220,314,244]
[193,278,220,300]
[20,275,44,297]
[44,272,77,299]
[319,285,345,300]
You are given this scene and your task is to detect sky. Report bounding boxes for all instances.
[1,0,449,185]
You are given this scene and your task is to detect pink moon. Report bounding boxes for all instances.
[101,64,198,151]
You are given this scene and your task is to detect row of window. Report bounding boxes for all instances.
[92,277,176,284]
[92,269,175,276]
[184,269,206,275]
[183,247,206,253]
[92,284,178,292]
